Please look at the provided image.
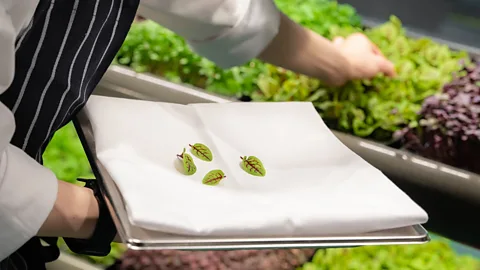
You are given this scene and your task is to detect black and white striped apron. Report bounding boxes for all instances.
[0,0,139,268]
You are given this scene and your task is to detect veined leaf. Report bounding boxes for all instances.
[240,156,266,177]
[202,169,226,186]
[177,148,197,175]
[189,143,213,162]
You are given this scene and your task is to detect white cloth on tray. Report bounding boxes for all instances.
[84,95,428,237]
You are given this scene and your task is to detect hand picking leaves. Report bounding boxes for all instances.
[189,143,213,162]
[240,156,266,177]
[202,170,226,186]
[176,148,197,175]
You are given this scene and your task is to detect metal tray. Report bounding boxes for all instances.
[73,103,429,251]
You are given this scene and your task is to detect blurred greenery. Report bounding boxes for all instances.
[43,122,92,183]
[299,239,480,270]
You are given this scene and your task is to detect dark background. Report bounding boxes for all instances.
[338,0,480,50]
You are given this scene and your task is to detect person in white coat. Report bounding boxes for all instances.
[0,0,395,268]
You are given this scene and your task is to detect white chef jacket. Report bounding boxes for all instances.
[0,0,280,260]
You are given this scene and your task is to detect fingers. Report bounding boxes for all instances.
[371,42,384,57]
[348,32,385,56]
[366,37,395,77]
[375,55,396,77]
[332,37,345,46]
[338,33,396,78]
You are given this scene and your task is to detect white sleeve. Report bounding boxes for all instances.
[137,0,281,68]
[0,1,58,261]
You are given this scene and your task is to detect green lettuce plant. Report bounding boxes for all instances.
[275,0,362,39]
[299,239,479,270]
[114,20,265,98]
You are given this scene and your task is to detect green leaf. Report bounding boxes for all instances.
[189,143,213,162]
[177,148,197,175]
[240,156,266,177]
[202,169,226,186]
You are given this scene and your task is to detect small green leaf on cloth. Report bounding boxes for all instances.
[177,148,197,175]
[240,156,266,177]
[202,170,226,186]
[189,143,213,162]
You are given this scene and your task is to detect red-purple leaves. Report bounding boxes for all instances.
[397,61,480,173]
[420,62,480,141]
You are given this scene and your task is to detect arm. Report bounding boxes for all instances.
[136,0,348,84]
[138,0,394,86]
[0,2,98,260]
[257,13,352,86]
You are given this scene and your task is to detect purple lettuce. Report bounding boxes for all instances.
[396,61,480,172]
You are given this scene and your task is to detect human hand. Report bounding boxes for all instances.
[38,180,99,239]
[332,33,396,84]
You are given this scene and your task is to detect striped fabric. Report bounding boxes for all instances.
[0,0,139,268]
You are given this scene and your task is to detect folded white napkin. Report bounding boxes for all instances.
[84,95,428,237]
